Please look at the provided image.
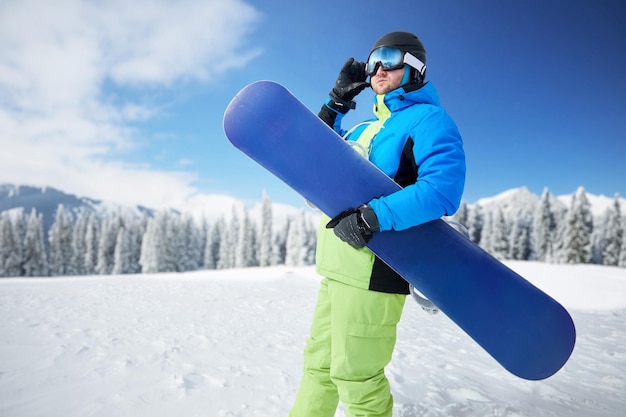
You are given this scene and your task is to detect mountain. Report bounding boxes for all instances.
[0,184,153,236]
[0,184,316,232]
[471,186,625,219]
[473,186,544,221]
[557,191,625,218]
[0,184,98,214]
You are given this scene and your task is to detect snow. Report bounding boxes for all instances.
[1,262,625,417]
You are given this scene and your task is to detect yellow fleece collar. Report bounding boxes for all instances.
[373,94,392,122]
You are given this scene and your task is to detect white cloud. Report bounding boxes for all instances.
[0,0,261,210]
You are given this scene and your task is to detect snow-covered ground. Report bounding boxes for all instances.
[1,262,625,417]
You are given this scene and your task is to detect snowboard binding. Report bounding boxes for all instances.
[410,285,440,315]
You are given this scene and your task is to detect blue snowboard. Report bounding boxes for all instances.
[223,81,575,380]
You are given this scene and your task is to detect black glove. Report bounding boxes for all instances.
[327,58,369,114]
[326,204,380,248]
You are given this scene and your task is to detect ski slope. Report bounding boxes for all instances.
[0,261,625,416]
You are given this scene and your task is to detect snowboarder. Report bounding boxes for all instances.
[289,31,466,417]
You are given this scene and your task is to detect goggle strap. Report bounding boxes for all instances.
[403,53,426,75]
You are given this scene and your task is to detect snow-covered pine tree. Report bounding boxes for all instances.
[236,207,258,268]
[620,230,626,268]
[284,216,300,266]
[216,218,232,270]
[217,207,239,269]
[216,217,232,269]
[139,215,156,273]
[590,223,604,265]
[179,213,203,272]
[564,187,593,264]
[219,207,239,269]
[164,213,184,272]
[70,210,89,276]
[0,213,12,276]
[22,209,48,277]
[285,210,310,266]
[196,217,207,270]
[112,226,132,274]
[479,210,494,253]
[140,211,168,273]
[84,212,100,275]
[112,212,145,275]
[303,213,317,265]
[128,214,148,274]
[9,210,26,276]
[96,212,123,275]
[467,203,484,245]
[491,207,510,260]
[0,211,24,276]
[532,188,556,262]
[549,211,568,263]
[601,193,623,266]
[258,192,273,267]
[203,220,220,270]
[272,220,288,265]
[0,213,6,276]
[249,211,259,267]
[245,208,259,267]
[48,204,73,276]
[510,216,532,260]
[170,213,188,272]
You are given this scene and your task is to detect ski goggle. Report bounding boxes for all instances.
[366,46,425,76]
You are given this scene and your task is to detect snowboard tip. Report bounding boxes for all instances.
[223,80,287,139]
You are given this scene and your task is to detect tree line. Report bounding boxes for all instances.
[0,194,317,277]
[451,187,626,267]
[1,186,625,278]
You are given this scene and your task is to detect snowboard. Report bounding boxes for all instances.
[223,80,576,380]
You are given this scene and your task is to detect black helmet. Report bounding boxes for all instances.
[369,31,427,86]
[371,31,426,64]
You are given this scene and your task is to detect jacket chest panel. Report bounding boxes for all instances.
[368,120,411,178]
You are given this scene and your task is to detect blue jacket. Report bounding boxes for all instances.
[315,81,466,294]
[340,82,466,231]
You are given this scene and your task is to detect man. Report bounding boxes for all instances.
[289,31,466,417]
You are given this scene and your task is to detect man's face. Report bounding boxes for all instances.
[370,66,405,95]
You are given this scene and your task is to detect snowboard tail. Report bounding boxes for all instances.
[223,80,575,380]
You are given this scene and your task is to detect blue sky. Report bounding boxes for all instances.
[1,0,624,213]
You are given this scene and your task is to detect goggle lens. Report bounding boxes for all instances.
[366,46,404,76]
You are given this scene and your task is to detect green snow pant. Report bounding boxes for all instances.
[289,277,406,417]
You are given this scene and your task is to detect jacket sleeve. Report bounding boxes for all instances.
[318,97,351,137]
[368,107,466,231]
